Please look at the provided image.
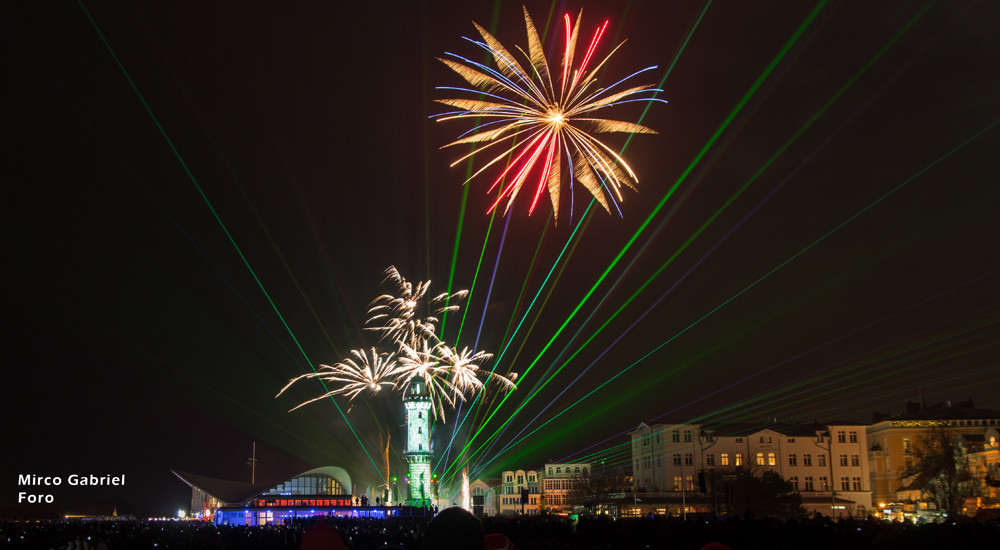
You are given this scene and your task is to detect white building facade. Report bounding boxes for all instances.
[630,422,872,517]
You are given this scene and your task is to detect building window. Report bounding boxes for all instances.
[673,454,681,466]
[721,453,730,466]
[788,438,796,443]
[736,438,743,443]
[686,476,694,491]
[849,431,858,443]
[850,454,860,466]
[789,476,798,490]
[839,454,848,467]
[685,454,693,466]
[706,454,715,466]
[768,452,776,466]
[841,477,850,491]
[819,476,828,490]
[756,453,765,466]
[852,477,861,491]
[803,454,812,467]
[818,455,826,467]
[672,431,680,442]
[673,477,682,491]
[684,430,692,442]
[760,436,765,443]
[837,431,846,443]
[903,437,912,454]
[804,477,814,491]
[789,454,798,466]
[735,453,743,466]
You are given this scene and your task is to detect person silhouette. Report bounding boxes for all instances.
[422,507,484,550]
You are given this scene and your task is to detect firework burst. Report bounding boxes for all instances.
[278,267,516,422]
[277,347,397,412]
[435,7,665,222]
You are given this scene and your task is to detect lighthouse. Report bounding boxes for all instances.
[403,377,432,506]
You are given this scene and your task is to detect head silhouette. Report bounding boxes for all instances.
[422,507,484,550]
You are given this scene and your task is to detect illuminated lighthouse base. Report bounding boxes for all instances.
[403,377,433,506]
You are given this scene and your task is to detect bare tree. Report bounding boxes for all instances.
[566,467,629,515]
[902,426,982,517]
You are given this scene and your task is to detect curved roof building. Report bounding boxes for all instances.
[173,466,392,525]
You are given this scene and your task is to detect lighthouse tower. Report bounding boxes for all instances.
[403,377,432,506]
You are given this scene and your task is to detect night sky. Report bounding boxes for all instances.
[3,1,999,519]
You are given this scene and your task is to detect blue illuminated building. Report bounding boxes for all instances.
[174,466,396,525]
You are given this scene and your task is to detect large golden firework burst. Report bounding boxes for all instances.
[435,7,664,222]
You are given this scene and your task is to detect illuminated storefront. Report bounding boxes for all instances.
[173,466,400,525]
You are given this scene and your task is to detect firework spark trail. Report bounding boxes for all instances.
[73,0,392,474]
[451,0,711,414]
[448,2,830,479]
[439,3,711,478]
[436,7,665,222]
[466,0,959,471]
[499,0,940,429]
[279,267,517,424]
[481,117,1000,472]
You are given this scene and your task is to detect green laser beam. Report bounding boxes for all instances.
[450,0,829,479]
[76,0,382,476]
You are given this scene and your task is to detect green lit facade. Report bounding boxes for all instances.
[404,377,433,506]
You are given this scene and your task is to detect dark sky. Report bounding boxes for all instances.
[3,0,999,518]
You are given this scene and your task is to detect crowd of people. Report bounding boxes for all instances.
[2,510,998,550]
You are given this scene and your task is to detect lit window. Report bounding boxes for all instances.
[735,453,743,466]
[721,453,730,466]
[756,453,765,466]
[768,453,776,466]
[903,437,912,454]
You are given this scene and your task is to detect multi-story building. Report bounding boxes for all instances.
[542,463,590,513]
[630,421,872,517]
[469,478,500,516]
[499,469,542,515]
[867,399,1000,507]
